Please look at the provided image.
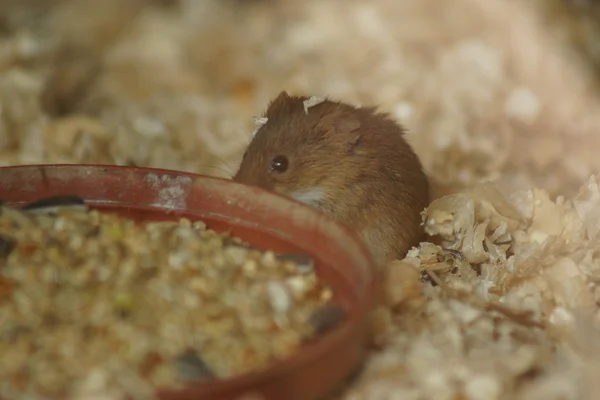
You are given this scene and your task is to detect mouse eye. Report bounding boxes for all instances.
[269,155,289,173]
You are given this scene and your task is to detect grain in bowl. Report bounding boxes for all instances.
[0,196,346,400]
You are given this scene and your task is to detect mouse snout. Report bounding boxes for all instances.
[232,168,274,192]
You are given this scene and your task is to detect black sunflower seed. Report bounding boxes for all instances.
[0,235,15,258]
[174,349,215,382]
[21,195,87,214]
[308,304,347,337]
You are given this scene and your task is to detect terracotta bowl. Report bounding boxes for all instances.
[0,164,376,400]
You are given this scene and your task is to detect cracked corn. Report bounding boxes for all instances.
[0,203,343,400]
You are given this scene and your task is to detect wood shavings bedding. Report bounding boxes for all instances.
[0,0,600,399]
[357,175,600,400]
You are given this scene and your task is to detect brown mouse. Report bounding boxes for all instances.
[232,91,430,268]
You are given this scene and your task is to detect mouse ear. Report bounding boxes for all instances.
[270,91,291,106]
[317,110,361,138]
[277,90,290,98]
[265,91,292,116]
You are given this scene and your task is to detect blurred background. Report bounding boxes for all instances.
[0,0,599,198]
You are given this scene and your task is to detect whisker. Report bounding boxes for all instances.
[213,155,237,176]
[194,164,235,177]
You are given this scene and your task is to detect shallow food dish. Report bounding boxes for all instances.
[0,164,376,400]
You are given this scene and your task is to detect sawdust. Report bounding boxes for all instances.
[1,0,600,398]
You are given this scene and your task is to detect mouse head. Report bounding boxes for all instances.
[233,91,362,207]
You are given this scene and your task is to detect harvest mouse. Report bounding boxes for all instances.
[233,91,430,268]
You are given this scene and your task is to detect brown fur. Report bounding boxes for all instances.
[233,91,430,268]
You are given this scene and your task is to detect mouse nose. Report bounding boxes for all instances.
[232,169,274,192]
